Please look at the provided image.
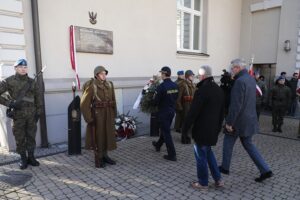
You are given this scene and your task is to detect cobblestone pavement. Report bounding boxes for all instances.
[259,114,299,139]
[1,129,300,199]
[1,114,299,166]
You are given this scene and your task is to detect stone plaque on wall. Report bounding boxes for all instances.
[74,26,113,54]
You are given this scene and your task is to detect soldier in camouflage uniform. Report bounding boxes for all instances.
[0,59,41,169]
[270,76,291,133]
[177,70,196,144]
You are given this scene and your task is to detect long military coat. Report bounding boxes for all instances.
[80,78,117,151]
[177,79,196,116]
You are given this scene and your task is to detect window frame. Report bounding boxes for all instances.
[177,0,203,53]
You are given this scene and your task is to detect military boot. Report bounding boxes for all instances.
[277,125,282,133]
[19,153,28,170]
[272,125,277,132]
[27,151,40,166]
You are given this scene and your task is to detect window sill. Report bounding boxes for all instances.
[176,51,209,57]
[176,51,210,59]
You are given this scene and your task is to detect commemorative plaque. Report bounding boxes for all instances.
[74,26,113,54]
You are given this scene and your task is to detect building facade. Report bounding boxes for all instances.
[1,0,298,150]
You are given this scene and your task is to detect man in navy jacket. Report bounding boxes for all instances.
[152,66,178,161]
[219,59,273,182]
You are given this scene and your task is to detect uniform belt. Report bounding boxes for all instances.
[183,96,193,102]
[94,101,115,108]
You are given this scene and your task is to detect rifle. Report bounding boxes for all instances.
[6,66,47,119]
[90,104,100,168]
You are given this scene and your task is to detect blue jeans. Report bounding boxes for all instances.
[194,145,221,186]
[221,134,270,174]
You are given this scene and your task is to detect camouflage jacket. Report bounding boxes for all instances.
[270,84,291,108]
[0,73,41,114]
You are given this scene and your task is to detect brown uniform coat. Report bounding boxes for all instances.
[174,78,185,130]
[80,78,117,156]
[174,79,196,130]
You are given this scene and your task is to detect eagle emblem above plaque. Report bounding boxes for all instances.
[89,11,97,25]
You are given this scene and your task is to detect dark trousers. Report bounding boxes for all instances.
[272,106,286,127]
[256,104,261,120]
[157,112,176,157]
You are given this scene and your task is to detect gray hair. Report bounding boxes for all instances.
[230,58,246,68]
[199,65,212,77]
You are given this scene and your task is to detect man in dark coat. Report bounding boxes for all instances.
[219,59,273,183]
[182,65,225,190]
[152,66,179,161]
[288,72,298,116]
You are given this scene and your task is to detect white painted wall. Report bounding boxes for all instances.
[37,0,242,80]
[1,0,243,148]
[240,0,300,75]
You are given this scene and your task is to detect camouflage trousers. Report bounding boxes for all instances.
[12,112,37,154]
[272,106,286,127]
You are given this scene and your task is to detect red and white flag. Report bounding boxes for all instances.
[256,84,262,97]
[70,25,80,89]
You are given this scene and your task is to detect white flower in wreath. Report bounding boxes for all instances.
[122,122,127,130]
[115,118,121,123]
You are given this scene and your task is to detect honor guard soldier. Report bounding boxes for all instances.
[152,66,179,161]
[174,70,185,132]
[81,66,117,168]
[0,59,41,169]
[177,70,196,144]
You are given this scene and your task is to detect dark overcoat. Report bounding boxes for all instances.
[182,77,224,146]
[226,69,258,137]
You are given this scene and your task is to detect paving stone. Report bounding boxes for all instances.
[0,120,300,200]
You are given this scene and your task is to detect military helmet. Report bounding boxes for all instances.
[94,66,108,77]
[185,70,194,77]
[13,59,27,67]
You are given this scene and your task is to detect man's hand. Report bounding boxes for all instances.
[9,101,19,109]
[225,124,234,132]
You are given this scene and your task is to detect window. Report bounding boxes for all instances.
[177,0,203,53]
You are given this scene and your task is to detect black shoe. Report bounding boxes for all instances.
[277,127,282,133]
[19,153,28,170]
[181,135,191,144]
[98,158,106,168]
[163,155,177,161]
[175,129,181,133]
[255,171,273,182]
[103,155,116,165]
[152,141,160,152]
[272,127,277,132]
[27,152,40,166]
[219,166,229,175]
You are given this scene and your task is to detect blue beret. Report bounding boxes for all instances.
[177,70,184,75]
